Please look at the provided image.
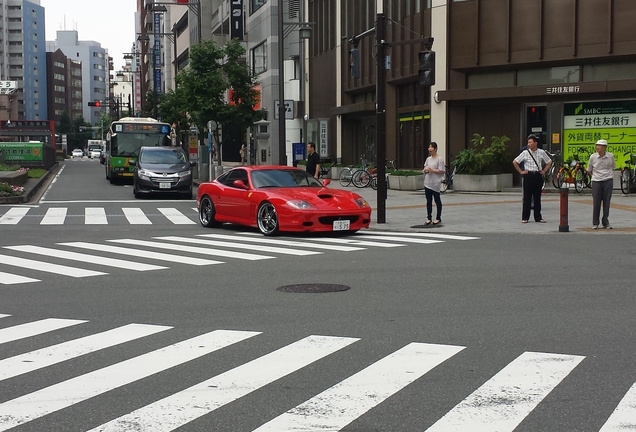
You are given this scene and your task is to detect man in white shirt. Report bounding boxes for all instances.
[587,139,616,229]
[513,134,552,223]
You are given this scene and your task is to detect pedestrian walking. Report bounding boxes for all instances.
[240,143,247,165]
[423,142,445,225]
[512,134,552,223]
[306,142,321,179]
[587,139,616,229]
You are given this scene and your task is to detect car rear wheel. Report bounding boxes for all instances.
[199,196,221,228]
[257,202,279,236]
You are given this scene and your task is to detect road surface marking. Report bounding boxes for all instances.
[158,207,196,224]
[0,253,107,278]
[157,235,322,256]
[0,207,29,224]
[0,329,260,432]
[85,207,108,224]
[40,207,67,225]
[208,233,366,251]
[425,351,585,432]
[88,335,359,432]
[123,207,153,224]
[254,342,465,432]
[0,271,39,284]
[0,318,87,345]
[599,381,636,431]
[0,323,172,381]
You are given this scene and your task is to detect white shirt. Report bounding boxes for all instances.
[514,148,551,172]
[587,151,616,182]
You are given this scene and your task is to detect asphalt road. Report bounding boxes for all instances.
[0,158,635,431]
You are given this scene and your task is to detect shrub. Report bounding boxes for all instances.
[452,133,510,175]
[388,169,422,176]
[0,182,24,197]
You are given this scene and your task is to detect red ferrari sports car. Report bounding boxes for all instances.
[196,165,372,235]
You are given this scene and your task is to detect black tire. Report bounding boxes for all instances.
[554,168,565,189]
[621,169,631,195]
[574,170,584,193]
[133,183,140,198]
[440,169,449,193]
[199,196,221,228]
[352,169,371,188]
[257,201,279,236]
[370,176,377,190]
[339,168,353,187]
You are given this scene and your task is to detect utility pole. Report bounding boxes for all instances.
[376,13,387,223]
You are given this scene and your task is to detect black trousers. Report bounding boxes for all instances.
[522,172,543,221]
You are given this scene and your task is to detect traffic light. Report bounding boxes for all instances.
[88,101,102,107]
[418,50,435,86]
[350,48,360,80]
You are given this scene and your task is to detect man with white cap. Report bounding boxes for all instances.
[587,139,616,229]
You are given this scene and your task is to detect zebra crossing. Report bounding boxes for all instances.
[0,206,199,225]
[0,313,633,431]
[0,231,479,286]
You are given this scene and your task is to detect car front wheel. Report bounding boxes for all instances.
[257,201,279,236]
[199,196,221,228]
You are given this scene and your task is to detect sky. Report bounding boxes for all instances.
[40,0,137,71]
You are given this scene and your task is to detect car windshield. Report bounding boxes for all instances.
[140,148,187,164]
[251,169,323,188]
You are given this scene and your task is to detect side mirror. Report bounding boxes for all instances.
[321,178,331,186]
[129,159,137,167]
[190,161,196,167]
[233,179,250,190]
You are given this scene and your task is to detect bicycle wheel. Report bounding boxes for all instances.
[352,169,371,188]
[551,167,562,188]
[339,168,353,187]
[574,170,584,193]
[620,169,631,194]
[553,168,565,189]
[370,175,378,190]
[440,168,449,193]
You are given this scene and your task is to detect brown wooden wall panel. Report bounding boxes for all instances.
[509,2,539,54]
[479,0,509,56]
[542,0,575,51]
[449,2,478,68]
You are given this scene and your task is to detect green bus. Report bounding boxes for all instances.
[102,117,172,183]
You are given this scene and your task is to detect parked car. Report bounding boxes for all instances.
[130,146,195,199]
[71,148,84,158]
[196,166,372,236]
[89,148,102,159]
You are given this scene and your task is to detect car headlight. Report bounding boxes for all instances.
[354,197,370,208]
[137,168,151,180]
[287,200,316,210]
[178,169,192,178]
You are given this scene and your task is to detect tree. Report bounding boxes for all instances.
[176,39,265,165]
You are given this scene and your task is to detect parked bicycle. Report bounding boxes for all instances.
[553,150,591,193]
[620,152,636,195]
[339,158,370,187]
[370,159,397,190]
[545,150,561,189]
[440,156,456,193]
[318,158,336,179]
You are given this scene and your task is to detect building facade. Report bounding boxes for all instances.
[307,0,636,177]
[45,49,83,122]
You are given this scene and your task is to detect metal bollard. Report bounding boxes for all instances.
[559,186,569,232]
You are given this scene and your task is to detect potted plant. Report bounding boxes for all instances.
[387,169,425,191]
[452,134,513,192]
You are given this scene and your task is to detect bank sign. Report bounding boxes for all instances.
[564,101,636,166]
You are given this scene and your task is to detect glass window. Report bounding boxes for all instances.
[583,62,636,82]
[251,0,267,14]
[468,71,515,89]
[517,66,579,86]
[251,41,267,76]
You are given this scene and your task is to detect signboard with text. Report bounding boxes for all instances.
[0,143,44,162]
[563,101,636,166]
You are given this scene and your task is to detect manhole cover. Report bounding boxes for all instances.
[277,283,351,293]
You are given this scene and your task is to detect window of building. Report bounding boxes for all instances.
[468,71,515,89]
[517,66,579,86]
[583,62,636,82]
[250,0,267,14]
[251,41,267,75]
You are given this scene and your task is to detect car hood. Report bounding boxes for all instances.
[261,187,367,208]
[140,163,190,172]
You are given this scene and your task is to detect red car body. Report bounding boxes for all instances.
[196,165,372,235]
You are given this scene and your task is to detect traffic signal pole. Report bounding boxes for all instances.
[376,13,387,224]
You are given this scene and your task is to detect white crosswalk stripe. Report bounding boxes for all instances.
[158,207,197,224]
[123,207,153,224]
[0,329,260,431]
[0,207,29,224]
[0,231,478,285]
[85,207,108,224]
[0,315,631,431]
[425,351,585,431]
[41,207,67,225]
[0,318,87,345]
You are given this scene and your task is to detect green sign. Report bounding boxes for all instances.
[564,101,636,166]
[0,142,44,162]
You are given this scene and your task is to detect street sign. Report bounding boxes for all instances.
[274,100,294,120]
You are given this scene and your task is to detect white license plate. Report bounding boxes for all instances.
[333,220,350,231]
[159,182,171,189]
